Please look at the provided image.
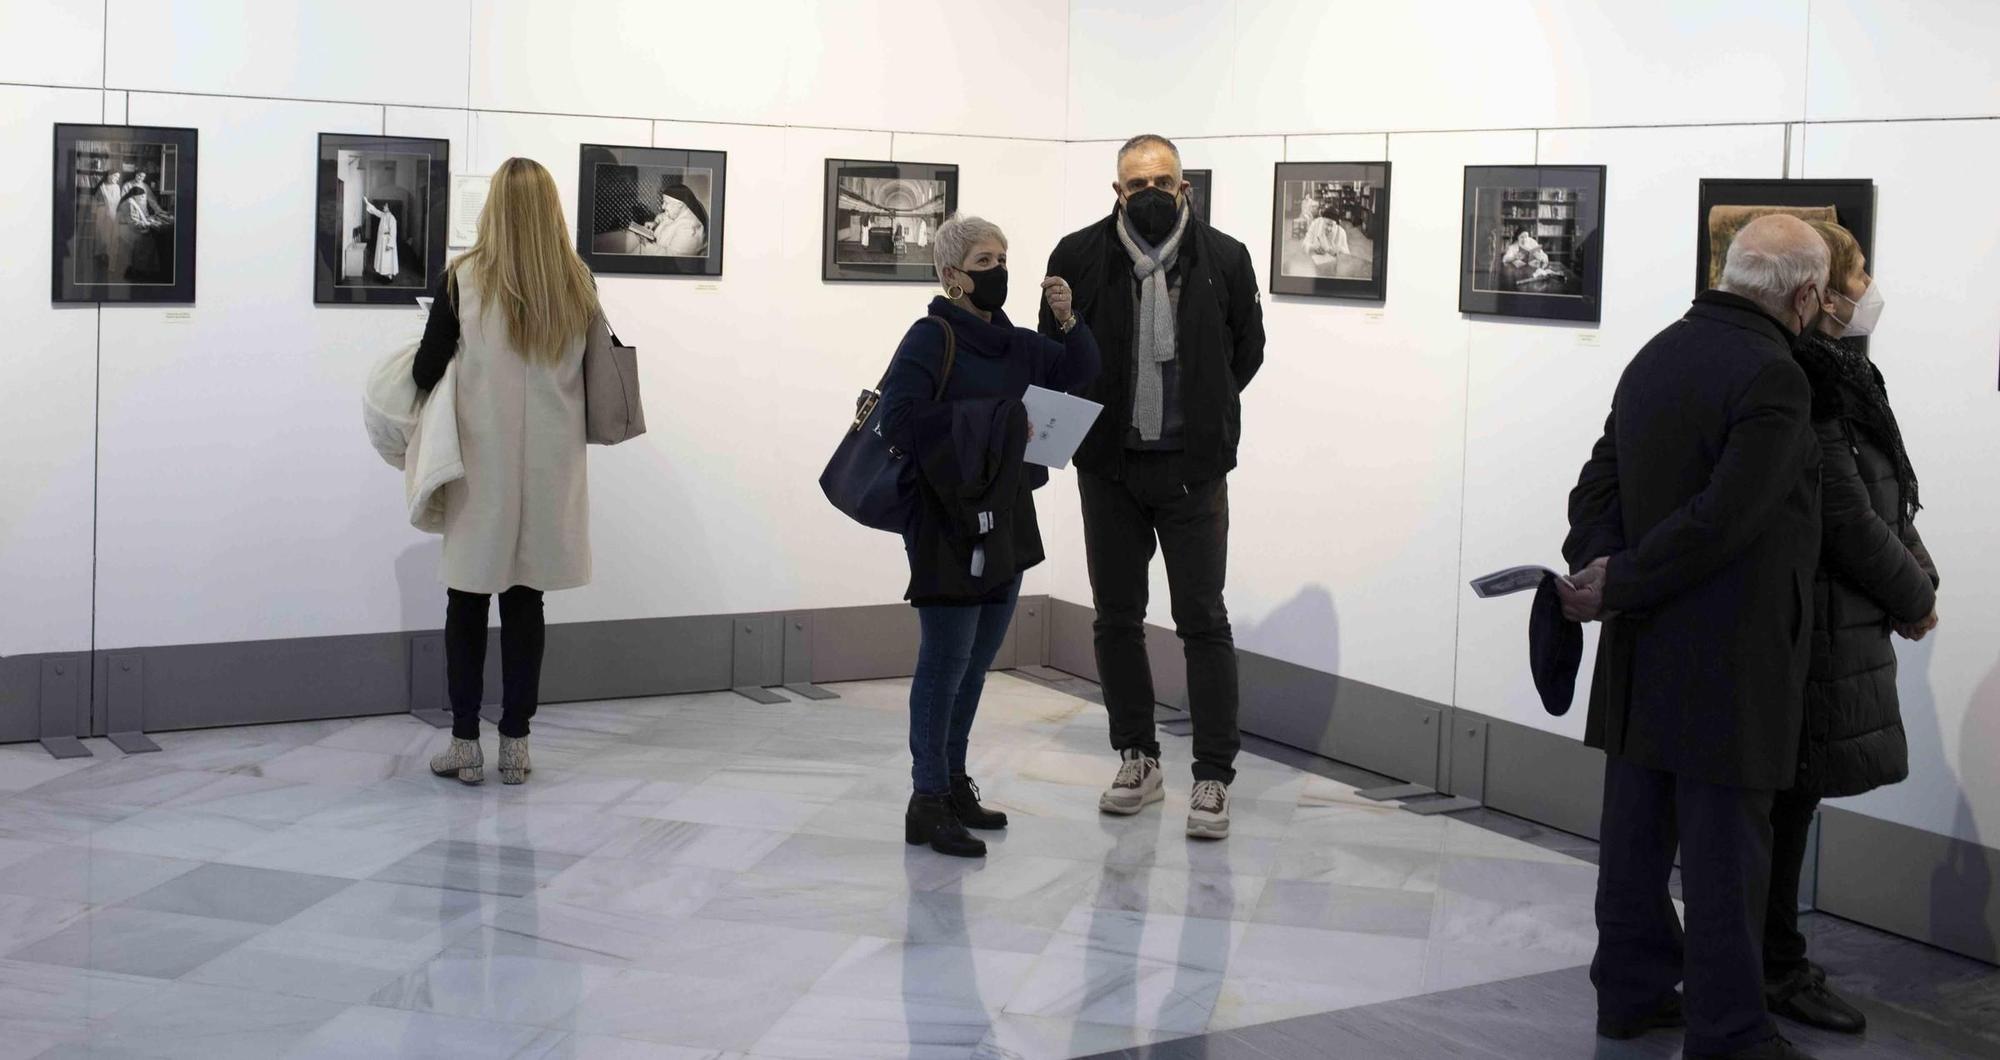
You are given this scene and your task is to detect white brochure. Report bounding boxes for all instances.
[1021,385,1104,470]
[1469,565,1564,599]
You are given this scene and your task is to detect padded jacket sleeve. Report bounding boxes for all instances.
[1817,418,1937,624]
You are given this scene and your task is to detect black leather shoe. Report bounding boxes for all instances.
[1767,964,1866,1034]
[1687,1033,1817,1059]
[949,774,1008,830]
[905,794,986,858]
[1596,991,1684,1039]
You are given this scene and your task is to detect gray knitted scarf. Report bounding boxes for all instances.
[1116,202,1190,442]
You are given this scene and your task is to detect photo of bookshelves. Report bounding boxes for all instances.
[1475,185,1589,297]
[1459,164,1604,323]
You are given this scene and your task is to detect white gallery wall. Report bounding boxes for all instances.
[1053,0,2000,853]
[1,0,1073,657]
[5,0,2000,857]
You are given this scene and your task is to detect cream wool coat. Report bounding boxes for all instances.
[441,273,597,593]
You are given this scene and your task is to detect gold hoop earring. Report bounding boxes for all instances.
[945,284,964,301]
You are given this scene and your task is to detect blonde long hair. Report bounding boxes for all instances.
[454,157,598,365]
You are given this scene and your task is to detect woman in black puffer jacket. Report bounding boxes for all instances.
[1764,220,1940,1036]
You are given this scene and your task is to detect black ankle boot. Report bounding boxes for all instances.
[949,774,1008,830]
[906,793,986,858]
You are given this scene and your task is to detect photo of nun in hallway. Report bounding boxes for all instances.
[313,133,449,305]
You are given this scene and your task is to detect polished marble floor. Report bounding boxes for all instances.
[0,674,1636,1057]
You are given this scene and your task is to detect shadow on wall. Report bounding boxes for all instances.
[1232,583,1340,677]
[1896,634,1995,961]
[1947,643,2000,959]
[396,540,445,631]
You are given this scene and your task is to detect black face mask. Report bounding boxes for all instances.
[959,264,1008,312]
[1123,187,1180,245]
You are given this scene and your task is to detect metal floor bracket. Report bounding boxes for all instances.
[38,737,92,760]
[1403,796,1483,816]
[106,731,161,755]
[1357,782,1436,802]
[732,686,789,705]
[781,683,839,701]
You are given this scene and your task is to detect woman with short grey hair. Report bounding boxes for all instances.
[875,215,1101,857]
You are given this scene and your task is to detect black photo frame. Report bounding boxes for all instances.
[52,123,199,304]
[1694,178,1874,297]
[1270,161,1392,301]
[1184,168,1212,225]
[314,133,450,306]
[823,159,958,283]
[577,143,728,278]
[1459,164,1606,323]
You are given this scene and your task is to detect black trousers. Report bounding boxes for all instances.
[1763,784,1821,984]
[1593,755,1779,1056]
[1078,454,1239,785]
[444,586,545,741]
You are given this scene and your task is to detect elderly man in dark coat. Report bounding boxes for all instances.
[1559,214,1831,1060]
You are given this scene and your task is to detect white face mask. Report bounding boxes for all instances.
[1830,281,1884,338]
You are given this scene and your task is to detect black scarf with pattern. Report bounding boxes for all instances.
[1794,332,1921,525]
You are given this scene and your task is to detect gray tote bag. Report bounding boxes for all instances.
[583,313,646,445]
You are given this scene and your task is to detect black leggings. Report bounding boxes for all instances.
[445,586,545,741]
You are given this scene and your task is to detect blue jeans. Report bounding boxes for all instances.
[909,577,1022,795]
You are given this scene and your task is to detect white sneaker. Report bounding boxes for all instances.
[1099,749,1165,815]
[1187,780,1230,839]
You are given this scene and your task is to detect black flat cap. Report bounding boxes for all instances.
[1530,573,1584,716]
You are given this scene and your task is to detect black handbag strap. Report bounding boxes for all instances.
[873,315,956,400]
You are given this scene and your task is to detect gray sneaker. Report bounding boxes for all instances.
[429,738,483,785]
[1187,780,1230,839]
[1099,749,1164,815]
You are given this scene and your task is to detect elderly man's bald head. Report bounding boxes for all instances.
[1719,214,1831,330]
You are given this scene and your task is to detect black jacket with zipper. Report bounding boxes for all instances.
[1794,334,1937,798]
[1038,211,1265,482]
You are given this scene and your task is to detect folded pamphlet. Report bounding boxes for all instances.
[1470,564,1566,599]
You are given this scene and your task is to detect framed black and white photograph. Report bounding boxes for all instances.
[1185,168,1212,225]
[823,159,958,283]
[1695,178,1873,296]
[1270,161,1391,300]
[313,133,449,305]
[1459,165,1605,323]
[577,143,727,277]
[52,123,199,304]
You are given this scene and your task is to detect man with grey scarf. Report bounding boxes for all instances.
[1040,134,1266,839]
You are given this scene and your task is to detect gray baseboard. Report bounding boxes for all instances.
[1816,806,2000,966]
[0,599,1049,744]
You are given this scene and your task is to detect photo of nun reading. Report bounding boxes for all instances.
[589,167,713,258]
[1277,176,1380,282]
